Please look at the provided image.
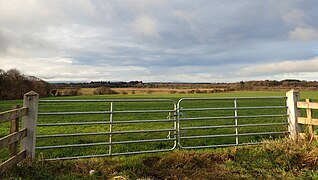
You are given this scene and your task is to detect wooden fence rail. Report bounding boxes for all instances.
[0,107,27,123]
[286,89,318,140]
[0,91,38,173]
[297,99,318,138]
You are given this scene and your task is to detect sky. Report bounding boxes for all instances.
[1,0,318,83]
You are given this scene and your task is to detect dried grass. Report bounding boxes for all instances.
[4,138,318,179]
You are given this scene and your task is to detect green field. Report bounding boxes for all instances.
[1,90,318,162]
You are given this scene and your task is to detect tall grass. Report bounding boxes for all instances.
[2,138,318,179]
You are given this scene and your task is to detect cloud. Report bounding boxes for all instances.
[1,1,318,82]
[0,56,150,82]
[282,7,318,41]
[0,30,9,53]
[289,27,318,41]
[132,15,160,39]
[238,57,318,77]
[0,0,51,27]
[282,9,308,27]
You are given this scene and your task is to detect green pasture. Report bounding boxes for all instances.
[1,90,318,162]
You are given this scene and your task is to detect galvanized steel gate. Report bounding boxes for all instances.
[36,96,288,160]
[177,97,288,149]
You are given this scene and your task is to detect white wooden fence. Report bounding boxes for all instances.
[287,89,318,140]
[0,91,38,173]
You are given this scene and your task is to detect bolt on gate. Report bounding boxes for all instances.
[34,95,290,160]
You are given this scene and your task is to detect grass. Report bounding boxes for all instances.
[2,138,318,179]
[1,90,318,178]
[1,91,293,160]
[37,91,286,158]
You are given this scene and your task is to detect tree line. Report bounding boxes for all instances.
[0,69,51,100]
[52,81,144,88]
[238,80,318,90]
[52,79,318,91]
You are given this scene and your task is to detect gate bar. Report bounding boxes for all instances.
[234,98,238,145]
[36,138,176,150]
[180,122,289,130]
[109,102,113,155]
[179,114,288,121]
[178,96,286,101]
[39,109,175,115]
[37,128,176,138]
[181,106,287,111]
[37,119,176,127]
[180,131,288,139]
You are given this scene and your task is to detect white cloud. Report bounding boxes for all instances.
[168,73,224,82]
[0,56,150,82]
[238,57,318,76]
[132,15,160,39]
[55,58,73,64]
[118,0,168,11]
[289,27,318,41]
[44,24,114,50]
[0,0,51,26]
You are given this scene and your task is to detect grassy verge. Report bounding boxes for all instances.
[2,138,318,179]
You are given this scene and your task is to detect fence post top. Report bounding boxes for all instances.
[289,89,299,92]
[286,89,299,94]
[24,91,39,96]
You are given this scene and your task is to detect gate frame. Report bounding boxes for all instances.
[176,96,289,149]
[36,99,178,160]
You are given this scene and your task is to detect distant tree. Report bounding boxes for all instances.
[0,68,51,100]
[240,81,245,89]
[94,87,118,95]
[51,89,58,96]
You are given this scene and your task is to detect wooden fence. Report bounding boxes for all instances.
[0,91,38,173]
[297,99,318,139]
[287,89,318,140]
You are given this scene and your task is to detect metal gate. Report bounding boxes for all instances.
[36,96,288,160]
[177,97,288,149]
[36,99,177,160]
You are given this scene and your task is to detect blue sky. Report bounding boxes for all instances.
[1,0,318,82]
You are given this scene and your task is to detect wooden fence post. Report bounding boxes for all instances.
[9,105,20,157]
[22,91,39,160]
[305,99,314,136]
[286,89,301,140]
